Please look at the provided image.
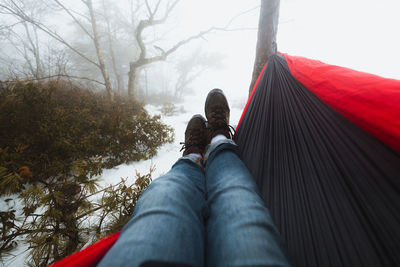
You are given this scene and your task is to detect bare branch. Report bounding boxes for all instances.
[126,0,254,98]
[151,0,162,19]
[135,3,257,66]
[134,0,180,62]
[223,5,260,29]
[5,27,37,77]
[128,0,143,27]
[141,27,214,65]
[152,0,179,24]
[144,0,152,18]
[53,0,94,40]
[135,20,149,61]
[0,21,24,31]
[3,74,105,85]
[68,6,91,22]
[85,0,114,100]
[0,2,100,67]
[101,0,124,93]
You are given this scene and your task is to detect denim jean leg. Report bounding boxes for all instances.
[98,158,207,267]
[205,140,291,267]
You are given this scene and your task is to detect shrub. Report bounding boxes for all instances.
[0,81,173,266]
[160,102,177,116]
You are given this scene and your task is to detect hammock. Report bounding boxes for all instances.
[51,53,400,267]
[235,53,400,267]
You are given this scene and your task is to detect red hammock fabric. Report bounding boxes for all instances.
[239,53,400,151]
[283,53,400,151]
[52,53,400,266]
[49,231,120,267]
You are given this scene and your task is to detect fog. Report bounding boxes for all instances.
[1,0,399,106]
[1,0,400,265]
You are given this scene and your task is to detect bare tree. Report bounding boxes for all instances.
[0,0,115,100]
[174,49,224,100]
[53,0,114,100]
[125,1,260,99]
[21,21,43,78]
[1,0,258,100]
[83,0,114,100]
[0,0,47,79]
[101,0,124,95]
[127,0,219,100]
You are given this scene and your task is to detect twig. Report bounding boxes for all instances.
[2,74,105,85]
[53,0,94,40]
[0,2,100,68]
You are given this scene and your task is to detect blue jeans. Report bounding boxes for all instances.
[98,140,290,267]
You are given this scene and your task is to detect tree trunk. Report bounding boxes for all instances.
[109,38,123,95]
[23,22,43,79]
[249,0,280,94]
[144,68,149,97]
[102,0,124,95]
[128,63,137,99]
[86,0,114,101]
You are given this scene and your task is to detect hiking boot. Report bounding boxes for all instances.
[180,114,207,156]
[205,88,232,143]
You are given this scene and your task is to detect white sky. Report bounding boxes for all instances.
[167,0,400,106]
[279,0,400,79]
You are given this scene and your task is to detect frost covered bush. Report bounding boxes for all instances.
[160,102,177,116]
[0,81,173,266]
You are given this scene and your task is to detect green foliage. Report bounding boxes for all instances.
[91,168,153,240]
[0,81,173,266]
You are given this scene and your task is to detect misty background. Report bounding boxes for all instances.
[2,0,399,105]
[1,0,399,265]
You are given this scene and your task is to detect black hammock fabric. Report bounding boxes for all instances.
[234,54,400,267]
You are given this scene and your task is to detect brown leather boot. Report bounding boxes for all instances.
[180,114,207,156]
[205,88,232,143]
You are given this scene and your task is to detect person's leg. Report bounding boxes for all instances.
[98,115,209,267]
[203,89,290,266]
[98,158,206,267]
[205,139,291,267]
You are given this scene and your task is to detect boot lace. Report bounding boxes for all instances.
[208,106,236,138]
[180,129,205,152]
